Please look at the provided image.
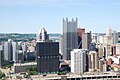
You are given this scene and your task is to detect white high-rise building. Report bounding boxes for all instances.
[99,36,104,44]
[71,49,88,74]
[36,27,49,42]
[12,42,18,62]
[12,42,25,63]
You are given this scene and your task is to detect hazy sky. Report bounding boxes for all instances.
[0,0,120,33]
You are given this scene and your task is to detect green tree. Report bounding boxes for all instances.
[26,66,37,75]
[0,71,5,79]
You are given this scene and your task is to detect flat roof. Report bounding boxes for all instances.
[13,62,37,66]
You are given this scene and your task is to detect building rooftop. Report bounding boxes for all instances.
[13,62,37,66]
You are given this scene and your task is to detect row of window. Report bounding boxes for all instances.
[38,56,59,58]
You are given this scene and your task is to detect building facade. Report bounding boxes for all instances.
[63,18,78,60]
[36,27,49,42]
[82,32,92,49]
[0,44,4,66]
[71,49,88,74]
[89,51,99,72]
[118,32,120,43]
[77,28,85,49]
[12,62,37,73]
[36,42,59,73]
[4,39,13,61]
[116,43,120,55]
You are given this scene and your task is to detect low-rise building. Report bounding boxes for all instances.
[12,62,37,73]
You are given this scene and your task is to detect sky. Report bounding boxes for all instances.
[0,0,120,34]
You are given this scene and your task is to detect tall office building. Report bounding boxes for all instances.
[82,32,92,49]
[111,45,116,56]
[12,42,25,63]
[92,34,98,43]
[89,42,97,51]
[12,42,18,62]
[0,44,4,66]
[99,59,105,72]
[112,30,118,44]
[97,44,104,59]
[116,43,120,55]
[21,42,27,59]
[63,17,78,60]
[77,28,85,49]
[99,36,104,44]
[36,27,49,41]
[104,27,112,45]
[89,51,99,72]
[71,49,88,74]
[104,44,112,60]
[118,32,120,43]
[17,50,24,63]
[36,42,59,73]
[4,39,13,61]
[59,35,63,55]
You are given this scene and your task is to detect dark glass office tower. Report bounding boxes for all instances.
[0,45,4,66]
[36,42,59,73]
[82,32,92,49]
[63,18,78,60]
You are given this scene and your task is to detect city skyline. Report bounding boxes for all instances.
[0,0,120,33]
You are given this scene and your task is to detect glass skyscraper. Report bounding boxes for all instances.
[36,42,59,73]
[63,17,78,60]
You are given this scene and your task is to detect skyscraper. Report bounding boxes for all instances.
[112,30,118,44]
[104,44,112,59]
[63,18,78,60]
[36,42,59,73]
[77,28,85,49]
[12,42,18,62]
[0,44,4,66]
[116,43,120,55]
[89,51,99,72]
[82,32,92,49]
[4,39,13,62]
[97,44,104,59]
[71,49,88,74]
[36,27,49,42]
[118,32,120,43]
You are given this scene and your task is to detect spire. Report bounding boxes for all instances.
[106,26,112,36]
[38,27,47,35]
[37,27,49,42]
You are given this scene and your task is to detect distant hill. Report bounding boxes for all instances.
[0,33,61,42]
